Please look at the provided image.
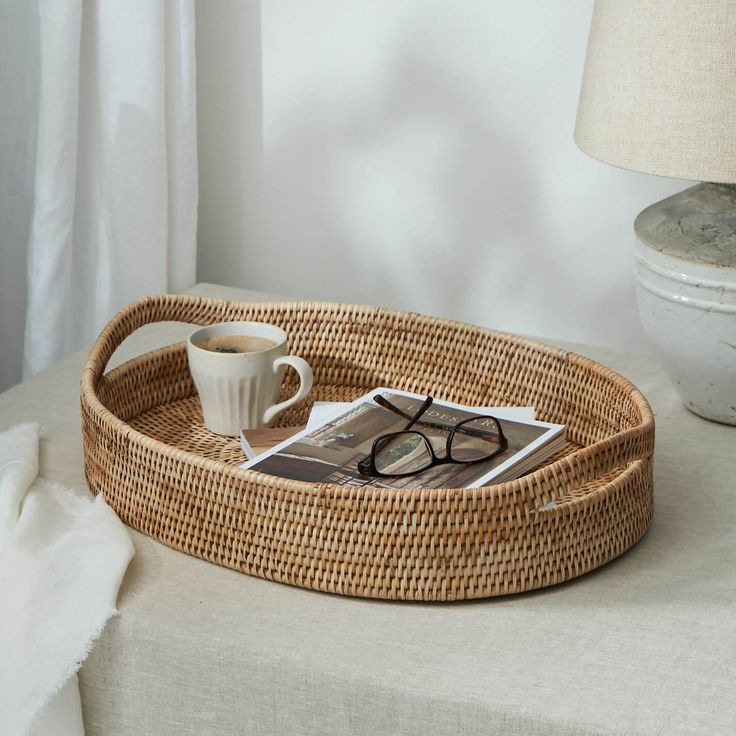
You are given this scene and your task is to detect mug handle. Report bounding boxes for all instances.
[261,355,313,426]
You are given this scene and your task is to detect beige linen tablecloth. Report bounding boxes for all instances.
[2,283,735,736]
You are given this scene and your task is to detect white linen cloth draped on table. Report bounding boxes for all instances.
[23,0,197,378]
[0,423,134,736]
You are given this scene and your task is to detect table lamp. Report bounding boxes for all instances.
[575,0,736,425]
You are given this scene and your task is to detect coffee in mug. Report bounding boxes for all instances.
[198,335,277,354]
[187,322,313,436]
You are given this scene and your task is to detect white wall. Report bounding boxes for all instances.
[197,0,684,352]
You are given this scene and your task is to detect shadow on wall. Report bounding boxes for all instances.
[196,0,263,289]
[257,51,572,334]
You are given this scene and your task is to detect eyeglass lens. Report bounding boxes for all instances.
[450,417,503,462]
[373,433,434,475]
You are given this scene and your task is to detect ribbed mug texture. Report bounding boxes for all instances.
[190,371,280,436]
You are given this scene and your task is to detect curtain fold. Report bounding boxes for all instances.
[24,0,197,378]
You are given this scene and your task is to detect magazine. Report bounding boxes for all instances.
[240,388,566,489]
[239,402,537,459]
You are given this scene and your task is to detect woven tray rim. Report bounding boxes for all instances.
[80,294,654,505]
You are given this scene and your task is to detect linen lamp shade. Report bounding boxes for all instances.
[575,0,736,183]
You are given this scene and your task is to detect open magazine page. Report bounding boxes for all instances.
[241,388,565,489]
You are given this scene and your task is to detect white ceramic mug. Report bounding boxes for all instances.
[187,321,313,436]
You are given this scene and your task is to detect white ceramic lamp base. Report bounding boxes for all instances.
[634,183,736,426]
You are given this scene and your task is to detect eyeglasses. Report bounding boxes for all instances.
[357,394,508,478]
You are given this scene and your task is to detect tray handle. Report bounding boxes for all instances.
[81,294,256,387]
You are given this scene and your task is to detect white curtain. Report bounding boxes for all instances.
[23,0,197,378]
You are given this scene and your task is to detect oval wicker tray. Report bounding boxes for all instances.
[81,295,654,601]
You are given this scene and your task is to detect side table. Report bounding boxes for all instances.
[1,282,734,736]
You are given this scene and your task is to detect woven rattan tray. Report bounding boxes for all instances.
[81,295,654,601]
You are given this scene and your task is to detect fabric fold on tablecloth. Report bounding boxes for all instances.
[0,423,134,736]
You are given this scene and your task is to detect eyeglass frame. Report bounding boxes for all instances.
[356,394,508,478]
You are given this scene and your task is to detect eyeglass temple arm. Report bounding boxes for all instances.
[374,395,506,441]
[374,394,433,430]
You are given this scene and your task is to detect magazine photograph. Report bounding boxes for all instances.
[242,389,566,489]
